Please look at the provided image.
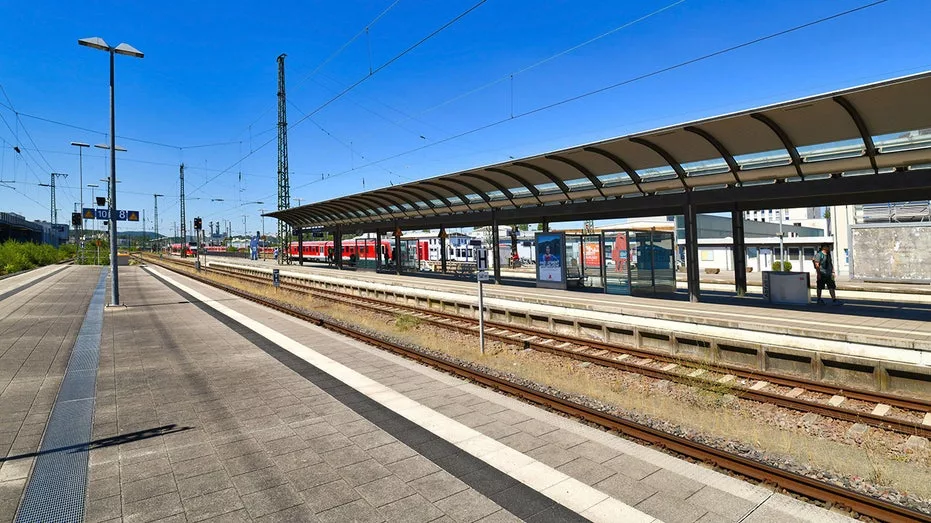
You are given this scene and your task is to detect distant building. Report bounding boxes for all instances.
[0,212,44,243]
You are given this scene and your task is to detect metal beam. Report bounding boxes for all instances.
[544,154,606,198]
[389,187,441,214]
[344,195,397,215]
[382,189,428,217]
[833,95,878,174]
[582,146,645,195]
[484,167,543,204]
[512,161,572,198]
[326,200,369,220]
[684,126,742,185]
[419,180,475,210]
[457,173,516,206]
[629,137,688,189]
[750,113,804,179]
[441,178,493,208]
[406,185,453,208]
[321,203,364,223]
[307,204,344,223]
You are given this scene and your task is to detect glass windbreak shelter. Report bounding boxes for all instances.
[351,238,379,270]
[563,235,605,291]
[627,230,676,295]
[561,230,675,297]
[398,239,420,272]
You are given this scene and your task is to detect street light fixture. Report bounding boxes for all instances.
[79,36,143,306]
[94,143,128,152]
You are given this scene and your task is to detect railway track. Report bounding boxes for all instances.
[164,256,931,440]
[138,253,931,522]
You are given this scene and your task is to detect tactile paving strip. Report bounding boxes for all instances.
[16,269,106,523]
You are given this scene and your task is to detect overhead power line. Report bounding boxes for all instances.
[283,0,891,195]
[233,0,403,142]
[188,0,488,198]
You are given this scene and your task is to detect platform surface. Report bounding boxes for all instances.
[1,264,860,522]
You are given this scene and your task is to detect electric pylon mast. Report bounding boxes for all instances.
[277,53,290,264]
[180,163,186,257]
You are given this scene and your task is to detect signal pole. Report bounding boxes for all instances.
[154,194,164,252]
[277,53,291,265]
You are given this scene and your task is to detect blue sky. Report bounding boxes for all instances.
[1,0,929,236]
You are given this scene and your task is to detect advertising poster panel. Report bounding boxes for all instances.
[611,232,628,273]
[583,239,601,268]
[535,232,566,289]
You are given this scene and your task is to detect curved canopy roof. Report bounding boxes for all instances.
[270,71,931,230]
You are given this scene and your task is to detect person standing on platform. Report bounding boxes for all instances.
[250,231,260,261]
[812,243,841,305]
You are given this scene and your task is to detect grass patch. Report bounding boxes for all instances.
[0,240,74,275]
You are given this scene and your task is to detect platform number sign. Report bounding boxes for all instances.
[474,247,489,271]
[83,208,139,221]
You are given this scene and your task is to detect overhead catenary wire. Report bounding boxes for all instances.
[187,0,488,199]
[281,0,891,196]
[232,0,403,143]
[417,0,689,118]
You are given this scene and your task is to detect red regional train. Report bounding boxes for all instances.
[288,240,393,263]
[288,238,477,264]
[168,243,274,256]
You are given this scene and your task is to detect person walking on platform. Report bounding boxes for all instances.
[813,243,841,305]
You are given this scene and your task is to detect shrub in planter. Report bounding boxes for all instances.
[704,268,721,274]
[771,261,793,272]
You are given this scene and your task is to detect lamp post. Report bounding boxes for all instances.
[79,36,144,306]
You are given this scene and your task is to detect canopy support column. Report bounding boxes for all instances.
[440,226,448,274]
[684,201,701,302]
[394,222,402,276]
[375,230,383,269]
[297,228,304,266]
[491,212,501,284]
[542,219,549,233]
[334,225,343,270]
[731,206,747,297]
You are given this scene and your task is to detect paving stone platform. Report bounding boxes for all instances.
[0,266,103,522]
[3,264,861,522]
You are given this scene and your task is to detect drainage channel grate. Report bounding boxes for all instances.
[16,269,106,523]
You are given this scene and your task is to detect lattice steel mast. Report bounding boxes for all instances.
[277,53,290,264]
[49,172,68,224]
[179,163,186,257]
